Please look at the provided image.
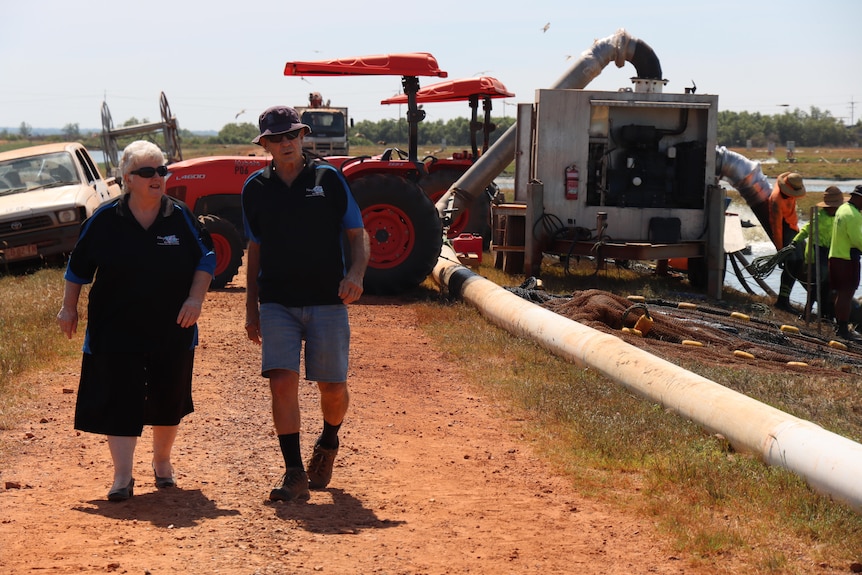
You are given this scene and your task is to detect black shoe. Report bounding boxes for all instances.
[269,467,310,502]
[307,442,339,490]
[108,477,135,502]
[153,463,176,488]
[775,299,798,313]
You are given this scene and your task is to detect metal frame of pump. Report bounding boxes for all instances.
[521,88,725,298]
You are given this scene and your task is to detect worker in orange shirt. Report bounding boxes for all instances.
[769,172,806,313]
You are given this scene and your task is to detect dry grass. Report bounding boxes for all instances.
[0,269,81,430]
[731,146,862,181]
[411,259,862,573]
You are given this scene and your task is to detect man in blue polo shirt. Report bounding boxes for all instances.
[242,105,370,502]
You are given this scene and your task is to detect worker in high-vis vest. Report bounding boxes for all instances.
[790,185,844,320]
[828,185,862,342]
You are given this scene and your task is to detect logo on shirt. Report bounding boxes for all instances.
[157,235,181,246]
[306,185,326,198]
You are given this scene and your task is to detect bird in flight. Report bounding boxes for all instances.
[541,22,550,33]
[235,109,246,119]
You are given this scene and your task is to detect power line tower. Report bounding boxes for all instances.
[849,96,856,125]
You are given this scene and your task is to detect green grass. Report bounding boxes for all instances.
[410,259,862,572]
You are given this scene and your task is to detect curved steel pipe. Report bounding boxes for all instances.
[434,29,663,223]
[433,245,862,514]
[715,145,774,243]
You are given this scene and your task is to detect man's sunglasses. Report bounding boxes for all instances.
[130,165,169,178]
[265,130,303,143]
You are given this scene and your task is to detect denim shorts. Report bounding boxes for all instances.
[259,303,350,382]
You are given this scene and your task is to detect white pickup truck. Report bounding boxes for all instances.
[0,142,122,266]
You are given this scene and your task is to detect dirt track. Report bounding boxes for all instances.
[0,270,717,575]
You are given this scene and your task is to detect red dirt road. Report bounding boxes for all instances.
[0,275,710,574]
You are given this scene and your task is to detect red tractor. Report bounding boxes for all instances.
[166,53,512,293]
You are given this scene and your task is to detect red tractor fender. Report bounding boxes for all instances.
[379,76,513,105]
[284,53,448,78]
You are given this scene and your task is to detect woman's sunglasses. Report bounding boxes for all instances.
[265,130,303,143]
[130,165,169,178]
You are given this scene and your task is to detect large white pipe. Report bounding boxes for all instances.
[433,245,862,513]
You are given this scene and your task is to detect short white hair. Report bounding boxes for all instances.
[120,140,166,178]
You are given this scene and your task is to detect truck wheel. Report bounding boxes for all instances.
[199,214,244,289]
[418,168,494,247]
[350,173,443,295]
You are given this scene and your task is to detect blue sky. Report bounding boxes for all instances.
[2,0,860,132]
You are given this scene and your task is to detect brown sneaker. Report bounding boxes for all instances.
[269,467,310,502]
[306,442,338,489]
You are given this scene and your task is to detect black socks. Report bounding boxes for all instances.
[279,421,341,469]
[278,433,303,469]
[318,420,342,450]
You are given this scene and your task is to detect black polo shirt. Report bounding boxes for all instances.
[242,157,363,307]
[65,194,216,354]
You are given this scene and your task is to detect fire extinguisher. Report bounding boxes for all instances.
[565,164,579,200]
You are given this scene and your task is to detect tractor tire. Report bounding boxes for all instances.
[350,173,443,295]
[418,168,494,246]
[199,214,244,289]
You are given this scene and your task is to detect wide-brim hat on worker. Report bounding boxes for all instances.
[252,105,311,145]
[817,186,845,207]
[777,172,806,197]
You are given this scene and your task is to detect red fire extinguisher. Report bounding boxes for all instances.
[565,164,579,200]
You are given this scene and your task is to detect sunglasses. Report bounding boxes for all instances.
[265,130,303,143]
[130,165,169,178]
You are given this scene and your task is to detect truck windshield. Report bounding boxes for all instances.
[0,152,79,195]
[301,111,345,138]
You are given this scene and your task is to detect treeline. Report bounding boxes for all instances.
[718,107,860,147]
[206,116,518,149]
[4,108,859,150]
[197,108,862,149]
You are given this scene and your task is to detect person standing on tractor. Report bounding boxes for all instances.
[769,172,807,313]
[828,185,862,342]
[242,105,370,502]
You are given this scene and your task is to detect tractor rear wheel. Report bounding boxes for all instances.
[199,214,244,289]
[350,173,443,295]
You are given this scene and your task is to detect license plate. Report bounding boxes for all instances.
[4,244,38,261]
